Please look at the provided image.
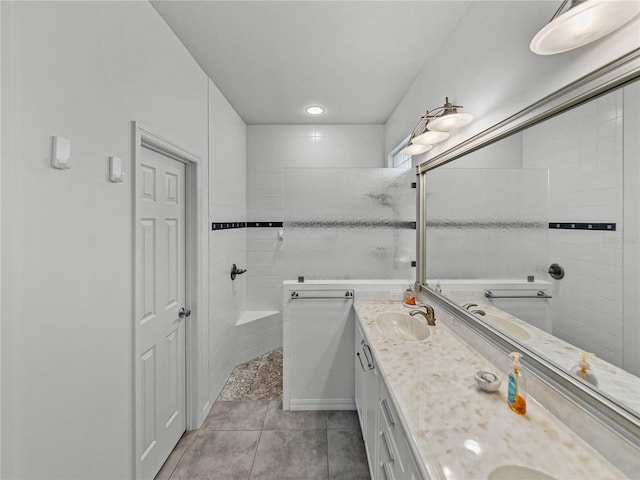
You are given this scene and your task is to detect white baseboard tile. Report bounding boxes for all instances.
[201,400,211,420]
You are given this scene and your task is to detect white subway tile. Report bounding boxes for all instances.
[247,238,280,253]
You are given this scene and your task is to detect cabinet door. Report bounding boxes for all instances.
[355,316,379,479]
[364,344,379,478]
[355,320,366,429]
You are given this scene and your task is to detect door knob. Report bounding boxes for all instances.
[179,307,191,319]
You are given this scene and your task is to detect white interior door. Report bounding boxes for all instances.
[138,147,187,479]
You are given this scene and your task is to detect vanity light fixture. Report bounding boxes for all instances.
[400,142,432,156]
[305,105,325,115]
[412,129,450,146]
[400,97,473,155]
[424,97,474,132]
[530,0,640,55]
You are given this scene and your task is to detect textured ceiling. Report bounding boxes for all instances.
[152,1,471,124]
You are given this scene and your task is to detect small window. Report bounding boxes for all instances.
[392,150,412,169]
[387,136,412,169]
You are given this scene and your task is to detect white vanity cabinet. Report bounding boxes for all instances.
[355,315,424,480]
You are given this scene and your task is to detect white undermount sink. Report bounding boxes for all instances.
[481,313,531,341]
[375,312,430,342]
[488,465,556,480]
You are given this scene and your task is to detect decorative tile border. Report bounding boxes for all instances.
[213,221,615,232]
[212,222,246,230]
[247,222,284,228]
[549,222,616,231]
[212,221,283,231]
[212,221,414,230]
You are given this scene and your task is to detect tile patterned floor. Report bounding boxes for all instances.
[155,349,370,480]
[218,349,283,401]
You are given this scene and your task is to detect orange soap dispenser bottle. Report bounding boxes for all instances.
[404,284,416,305]
[507,352,527,415]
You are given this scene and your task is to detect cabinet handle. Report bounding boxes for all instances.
[381,462,395,480]
[381,431,395,462]
[356,352,374,372]
[356,352,367,372]
[362,344,374,368]
[381,398,396,427]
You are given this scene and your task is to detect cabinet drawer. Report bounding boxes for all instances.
[379,380,423,479]
[380,392,399,432]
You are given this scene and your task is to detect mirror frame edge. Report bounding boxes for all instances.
[415,47,640,446]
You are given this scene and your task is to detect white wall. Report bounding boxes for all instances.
[244,125,384,355]
[207,79,250,403]
[1,2,209,478]
[385,1,640,159]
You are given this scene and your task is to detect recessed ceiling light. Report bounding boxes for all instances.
[305,105,325,115]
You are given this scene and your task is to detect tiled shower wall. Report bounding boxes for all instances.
[246,125,385,311]
[283,168,416,280]
[208,80,248,401]
[522,88,625,366]
[425,167,548,280]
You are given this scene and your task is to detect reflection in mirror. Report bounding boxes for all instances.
[425,80,640,417]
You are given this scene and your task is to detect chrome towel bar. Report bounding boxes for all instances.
[484,290,551,299]
[290,290,354,300]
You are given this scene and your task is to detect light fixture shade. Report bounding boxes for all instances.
[412,129,450,145]
[427,112,474,132]
[530,1,640,55]
[400,143,432,155]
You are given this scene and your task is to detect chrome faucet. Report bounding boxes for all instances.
[461,302,485,316]
[409,304,436,326]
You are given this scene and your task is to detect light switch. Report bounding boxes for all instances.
[51,136,71,169]
[109,156,126,183]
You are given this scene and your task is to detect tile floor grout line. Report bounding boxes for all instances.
[326,426,331,480]
[166,431,197,480]
[247,396,269,480]
[247,427,264,480]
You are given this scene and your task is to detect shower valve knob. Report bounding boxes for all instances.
[548,263,565,280]
[230,263,247,280]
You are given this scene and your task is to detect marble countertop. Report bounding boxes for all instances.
[444,291,640,415]
[354,301,628,480]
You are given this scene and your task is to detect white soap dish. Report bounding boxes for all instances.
[474,370,502,392]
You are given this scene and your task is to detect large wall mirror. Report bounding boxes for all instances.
[418,51,640,440]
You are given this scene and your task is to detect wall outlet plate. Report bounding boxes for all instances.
[51,136,71,169]
[109,156,126,182]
